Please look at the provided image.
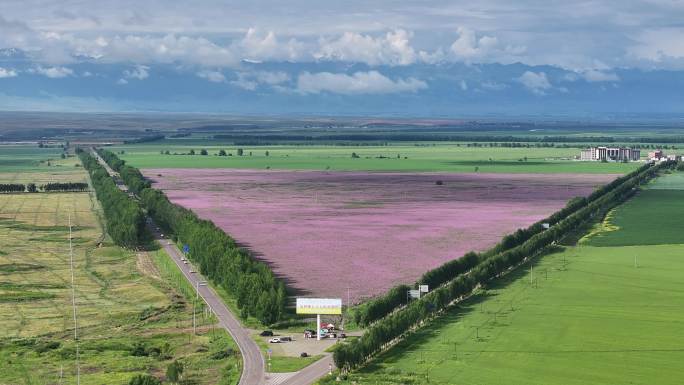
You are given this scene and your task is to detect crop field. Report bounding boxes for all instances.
[584,171,684,247]
[326,171,684,385]
[0,145,86,184]
[111,143,640,174]
[145,169,616,301]
[0,191,240,385]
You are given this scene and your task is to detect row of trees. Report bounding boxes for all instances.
[96,149,286,324]
[77,149,146,248]
[42,182,89,192]
[0,184,27,193]
[0,182,88,193]
[353,162,656,326]
[336,161,675,370]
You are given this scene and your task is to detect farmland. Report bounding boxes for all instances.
[0,153,240,385]
[145,168,616,301]
[324,171,684,385]
[111,143,639,174]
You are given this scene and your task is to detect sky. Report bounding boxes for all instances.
[1,0,683,116]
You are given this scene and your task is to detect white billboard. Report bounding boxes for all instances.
[408,290,421,299]
[296,298,342,315]
[419,285,429,293]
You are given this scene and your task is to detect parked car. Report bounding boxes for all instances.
[260,330,274,337]
[189,270,196,273]
[338,333,347,339]
[268,337,281,343]
[300,352,308,358]
[280,336,292,342]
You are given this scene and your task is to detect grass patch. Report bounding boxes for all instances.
[112,143,639,174]
[0,190,240,385]
[330,244,684,385]
[584,178,684,246]
[0,263,46,273]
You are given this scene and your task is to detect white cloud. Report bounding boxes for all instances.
[515,71,551,95]
[450,27,498,60]
[581,69,620,82]
[316,29,416,65]
[297,70,427,95]
[237,28,306,62]
[628,28,684,63]
[122,65,149,80]
[230,70,290,90]
[459,80,468,91]
[197,70,226,83]
[31,66,73,78]
[480,81,507,91]
[0,67,18,78]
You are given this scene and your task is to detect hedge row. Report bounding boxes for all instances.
[95,149,286,325]
[77,149,146,247]
[336,161,673,370]
[353,162,655,327]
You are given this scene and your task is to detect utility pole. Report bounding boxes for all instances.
[68,214,80,385]
[194,280,199,335]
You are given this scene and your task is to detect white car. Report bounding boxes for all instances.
[268,337,281,343]
[189,270,196,273]
[183,261,188,264]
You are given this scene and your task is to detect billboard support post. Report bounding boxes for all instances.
[317,313,321,341]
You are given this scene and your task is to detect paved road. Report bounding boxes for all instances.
[92,148,333,385]
[156,234,265,385]
[279,354,334,385]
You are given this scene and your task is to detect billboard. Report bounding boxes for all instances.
[296,298,342,315]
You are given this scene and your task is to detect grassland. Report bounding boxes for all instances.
[324,171,684,385]
[0,145,86,184]
[584,171,684,247]
[110,143,639,174]
[0,190,240,385]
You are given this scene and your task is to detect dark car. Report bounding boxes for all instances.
[280,336,292,342]
[260,330,274,337]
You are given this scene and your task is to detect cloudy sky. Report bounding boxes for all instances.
[1,0,683,116]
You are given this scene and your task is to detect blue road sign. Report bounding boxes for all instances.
[182,244,190,254]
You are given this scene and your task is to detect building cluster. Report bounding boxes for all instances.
[580,146,641,162]
[648,150,683,162]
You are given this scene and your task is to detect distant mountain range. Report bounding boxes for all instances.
[1,48,683,117]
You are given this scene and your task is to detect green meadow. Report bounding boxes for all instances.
[322,171,684,385]
[110,143,639,174]
[584,171,684,246]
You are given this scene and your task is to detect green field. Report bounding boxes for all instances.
[109,143,639,174]
[0,189,240,384]
[324,171,684,385]
[584,172,684,246]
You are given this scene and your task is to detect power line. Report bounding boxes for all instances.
[68,213,80,385]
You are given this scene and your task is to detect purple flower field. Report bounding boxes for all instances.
[145,169,616,303]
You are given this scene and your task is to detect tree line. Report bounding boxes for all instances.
[336,160,675,370]
[42,182,89,192]
[77,149,146,248]
[0,182,89,193]
[352,162,657,327]
[95,149,286,324]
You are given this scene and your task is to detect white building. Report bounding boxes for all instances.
[580,146,640,162]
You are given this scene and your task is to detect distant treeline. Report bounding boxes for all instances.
[123,135,166,144]
[77,149,146,248]
[42,182,88,192]
[96,149,286,324]
[215,133,684,145]
[336,160,676,371]
[0,182,88,193]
